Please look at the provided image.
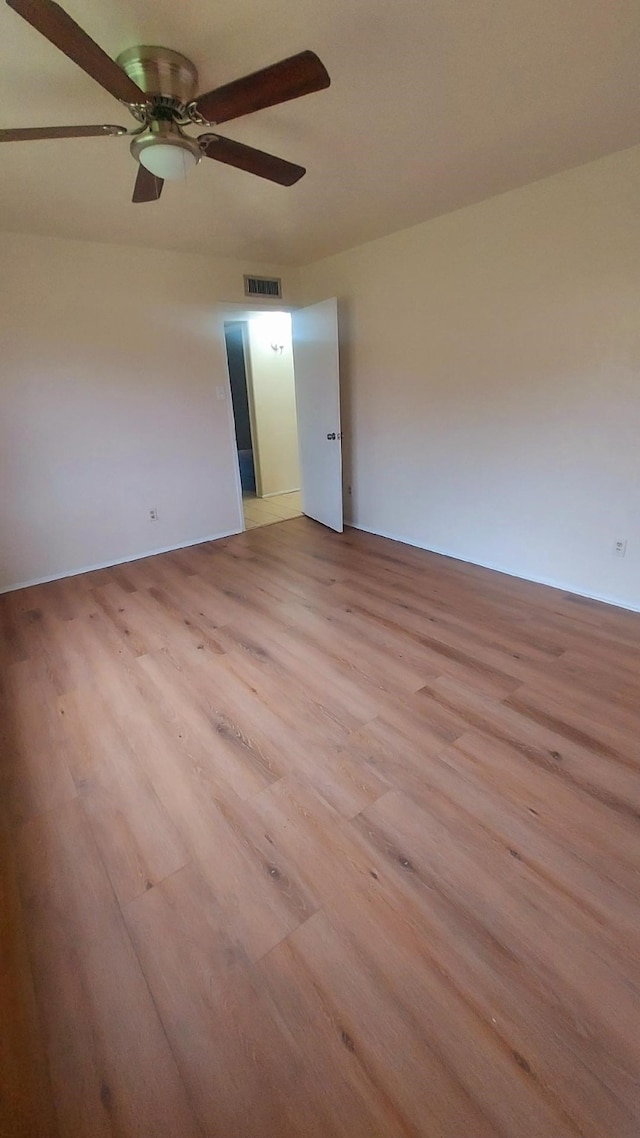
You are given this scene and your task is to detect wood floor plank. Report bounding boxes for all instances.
[415,729,640,899]
[357,790,640,1078]
[137,648,287,799]
[217,613,385,730]
[139,637,390,816]
[253,774,639,1137]
[278,596,438,693]
[417,674,640,819]
[59,682,190,905]
[124,864,339,1138]
[1,518,639,1137]
[1,657,78,828]
[95,657,319,960]
[504,682,640,764]
[15,607,77,696]
[0,829,58,1138]
[264,908,578,1138]
[15,799,201,1138]
[48,606,143,694]
[342,809,639,1138]
[257,909,484,1138]
[139,640,391,815]
[0,594,29,669]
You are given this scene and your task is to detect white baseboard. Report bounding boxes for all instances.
[258,488,301,499]
[346,522,640,615]
[5,520,638,615]
[0,528,242,595]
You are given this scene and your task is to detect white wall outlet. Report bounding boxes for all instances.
[614,538,627,557]
[149,508,158,522]
[215,385,226,401]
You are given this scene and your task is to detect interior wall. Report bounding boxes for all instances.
[297,145,640,611]
[0,230,292,591]
[245,313,301,497]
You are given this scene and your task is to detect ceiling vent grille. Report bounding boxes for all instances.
[244,274,282,299]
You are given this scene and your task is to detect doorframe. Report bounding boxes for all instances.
[224,319,264,499]
[219,302,299,533]
[238,320,264,500]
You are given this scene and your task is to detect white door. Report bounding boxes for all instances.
[291,298,343,532]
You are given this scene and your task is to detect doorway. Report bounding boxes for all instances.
[224,313,303,531]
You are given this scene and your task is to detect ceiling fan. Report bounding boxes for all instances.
[0,0,330,201]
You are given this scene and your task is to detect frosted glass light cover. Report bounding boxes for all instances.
[139,143,198,180]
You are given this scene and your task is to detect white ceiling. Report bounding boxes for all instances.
[1,0,639,266]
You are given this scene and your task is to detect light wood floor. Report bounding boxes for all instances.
[1,518,639,1138]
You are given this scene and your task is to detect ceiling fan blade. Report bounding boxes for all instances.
[6,0,145,104]
[195,50,329,125]
[199,134,305,186]
[132,164,163,203]
[0,123,127,141]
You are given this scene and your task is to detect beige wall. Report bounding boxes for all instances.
[0,231,292,591]
[298,145,640,611]
[3,146,639,610]
[246,313,301,498]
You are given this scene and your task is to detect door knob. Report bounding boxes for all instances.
[326,432,336,440]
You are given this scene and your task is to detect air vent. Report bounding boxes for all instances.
[244,274,282,299]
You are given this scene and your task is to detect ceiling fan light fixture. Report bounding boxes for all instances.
[139,141,198,180]
[3,2,331,202]
[130,122,201,181]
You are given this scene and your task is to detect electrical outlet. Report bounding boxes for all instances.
[149,508,158,522]
[614,538,627,557]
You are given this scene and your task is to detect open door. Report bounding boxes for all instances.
[292,298,343,532]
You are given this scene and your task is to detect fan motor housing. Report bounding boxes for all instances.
[116,46,199,104]
[129,120,202,169]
